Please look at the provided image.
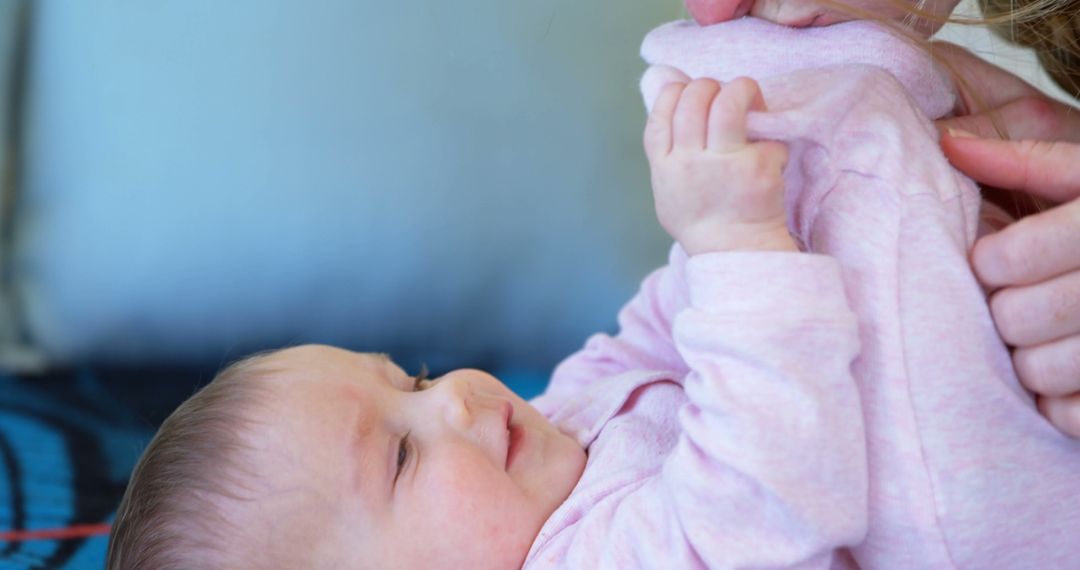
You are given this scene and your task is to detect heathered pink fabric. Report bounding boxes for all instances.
[527,249,865,569]
[524,17,1080,569]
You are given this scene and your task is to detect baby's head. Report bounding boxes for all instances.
[108,345,587,569]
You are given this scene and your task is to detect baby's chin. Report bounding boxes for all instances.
[522,424,587,519]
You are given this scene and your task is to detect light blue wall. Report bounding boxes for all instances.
[14,0,683,372]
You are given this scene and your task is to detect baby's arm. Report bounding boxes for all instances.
[541,77,867,566]
[649,77,865,566]
[535,251,866,568]
[655,251,866,567]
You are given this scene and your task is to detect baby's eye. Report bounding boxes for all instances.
[395,434,409,482]
[412,365,430,392]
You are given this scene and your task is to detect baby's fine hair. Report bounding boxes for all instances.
[106,353,277,570]
[859,0,1080,99]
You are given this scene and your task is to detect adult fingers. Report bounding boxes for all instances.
[929,41,1044,113]
[972,197,1080,287]
[988,269,1080,346]
[686,0,751,25]
[935,113,1001,140]
[1038,393,1080,439]
[1014,335,1080,397]
[644,82,688,162]
[707,77,765,153]
[941,135,1080,204]
[937,95,1080,143]
[673,78,721,151]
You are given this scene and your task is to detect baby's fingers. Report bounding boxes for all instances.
[644,82,687,162]
[708,77,766,153]
[673,78,721,151]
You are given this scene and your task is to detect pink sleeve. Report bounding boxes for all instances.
[532,245,693,414]
[538,251,868,568]
[658,252,867,567]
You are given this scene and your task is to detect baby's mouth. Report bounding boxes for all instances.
[497,399,519,471]
[506,424,525,471]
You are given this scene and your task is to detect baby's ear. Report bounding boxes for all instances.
[641,65,692,113]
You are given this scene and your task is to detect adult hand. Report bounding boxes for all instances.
[934,42,1080,437]
[942,130,1080,438]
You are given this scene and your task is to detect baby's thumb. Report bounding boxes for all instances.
[641,65,691,113]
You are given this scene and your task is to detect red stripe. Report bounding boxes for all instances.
[0,523,112,542]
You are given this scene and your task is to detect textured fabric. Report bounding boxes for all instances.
[526,17,1080,569]
[527,250,865,569]
[0,369,166,570]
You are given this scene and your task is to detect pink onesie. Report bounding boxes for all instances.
[524,18,1080,569]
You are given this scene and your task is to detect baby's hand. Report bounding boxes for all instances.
[644,77,796,255]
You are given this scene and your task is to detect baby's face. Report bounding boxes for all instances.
[238,345,586,569]
[686,0,963,36]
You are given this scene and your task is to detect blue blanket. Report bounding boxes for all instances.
[0,369,194,569]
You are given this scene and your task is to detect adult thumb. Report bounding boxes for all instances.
[936,112,1001,140]
[937,96,1080,143]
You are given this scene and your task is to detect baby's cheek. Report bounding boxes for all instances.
[423,463,537,566]
[420,453,505,516]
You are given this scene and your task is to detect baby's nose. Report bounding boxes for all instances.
[686,0,753,25]
[430,376,473,427]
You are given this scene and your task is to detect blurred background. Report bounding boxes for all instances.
[0,0,1068,567]
[5,0,684,375]
[0,1,681,566]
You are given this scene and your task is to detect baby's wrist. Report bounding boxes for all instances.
[679,223,798,255]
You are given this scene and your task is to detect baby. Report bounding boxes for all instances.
[108,25,862,566]
[110,347,590,568]
[110,17,1080,570]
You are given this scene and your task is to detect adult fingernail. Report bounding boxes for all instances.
[970,235,1008,287]
[946,128,976,138]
